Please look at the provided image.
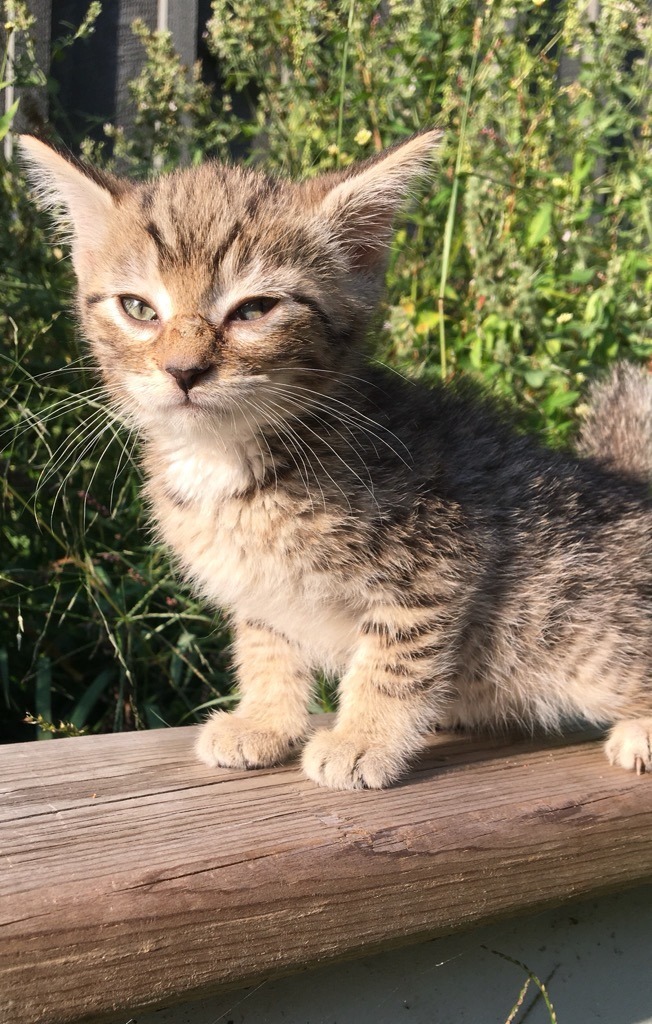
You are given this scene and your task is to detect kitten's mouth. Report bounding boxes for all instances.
[166,388,237,417]
[166,387,212,410]
[131,374,272,422]
[178,393,214,413]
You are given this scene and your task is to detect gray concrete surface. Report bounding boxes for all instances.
[128,885,652,1024]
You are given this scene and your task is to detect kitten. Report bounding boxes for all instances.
[20,131,652,789]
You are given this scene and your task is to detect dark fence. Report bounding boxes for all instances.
[3,0,211,156]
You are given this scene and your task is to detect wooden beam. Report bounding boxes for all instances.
[2,721,652,1024]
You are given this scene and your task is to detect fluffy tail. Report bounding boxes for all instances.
[576,362,652,481]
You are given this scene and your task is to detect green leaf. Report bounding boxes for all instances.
[0,99,20,142]
[584,290,605,323]
[143,702,169,729]
[542,390,581,414]
[524,369,547,389]
[469,336,483,369]
[526,203,552,248]
[70,667,115,729]
[416,309,439,334]
[566,268,595,285]
[170,631,196,686]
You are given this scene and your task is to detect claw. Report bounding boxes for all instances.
[635,755,645,776]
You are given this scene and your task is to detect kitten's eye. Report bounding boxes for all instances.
[120,296,159,323]
[231,297,278,322]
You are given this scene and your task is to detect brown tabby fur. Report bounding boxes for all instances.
[19,131,652,788]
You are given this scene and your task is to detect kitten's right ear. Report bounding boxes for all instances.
[18,135,121,282]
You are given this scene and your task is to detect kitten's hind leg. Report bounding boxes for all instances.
[302,606,451,790]
[196,620,312,770]
[605,718,652,776]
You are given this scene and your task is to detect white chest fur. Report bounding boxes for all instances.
[161,433,260,507]
[147,437,359,672]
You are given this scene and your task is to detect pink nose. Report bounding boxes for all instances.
[165,363,212,394]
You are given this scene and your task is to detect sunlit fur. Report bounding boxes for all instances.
[20,131,652,788]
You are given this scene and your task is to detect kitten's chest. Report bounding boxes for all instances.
[147,448,359,667]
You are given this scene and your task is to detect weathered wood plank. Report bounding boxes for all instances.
[2,721,652,1024]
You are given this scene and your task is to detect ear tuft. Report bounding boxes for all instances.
[316,128,442,273]
[18,135,122,280]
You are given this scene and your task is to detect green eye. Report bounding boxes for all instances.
[232,297,278,322]
[120,296,159,322]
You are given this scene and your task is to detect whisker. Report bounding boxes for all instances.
[259,394,359,513]
[250,397,322,512]
[268,380,413,465]
[235,396,272,493]
[266,381,414,469]
[35,408,111,496]
[254,394,328,507]
[268,383,384,462]
[273,393,376,491]
[49,418,119,525]
[370,358,416,384]
[109,423,138,511]
[1,386,110,446]
[267,365,391,394]
[82,427,124,523]
[33,358,97,380]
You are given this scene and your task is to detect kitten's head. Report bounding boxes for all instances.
[19,131,440,437]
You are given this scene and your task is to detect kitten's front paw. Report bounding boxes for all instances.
[196,711,302,770]
[302,729,407,790]
[605,718,652,775]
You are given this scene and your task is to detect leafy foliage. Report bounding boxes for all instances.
[1,0,651,742]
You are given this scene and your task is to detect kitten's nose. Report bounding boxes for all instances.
[166,363,212,394]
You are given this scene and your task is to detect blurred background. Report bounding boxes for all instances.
[1,0,650,743]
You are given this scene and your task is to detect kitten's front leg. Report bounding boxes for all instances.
[302,608,450,790]
[196,620,312,770]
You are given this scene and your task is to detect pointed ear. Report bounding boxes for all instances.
[315,128,442,273]
[18,135,123,282]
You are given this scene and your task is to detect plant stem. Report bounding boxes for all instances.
[336,0,355,162]
[438,14,484,379]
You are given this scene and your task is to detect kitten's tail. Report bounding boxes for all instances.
[577,362,652,481]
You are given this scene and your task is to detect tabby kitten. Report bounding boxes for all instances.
[20,131,652,789]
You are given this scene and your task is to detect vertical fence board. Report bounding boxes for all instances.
[167,0,198,71]
[114,0,157,139]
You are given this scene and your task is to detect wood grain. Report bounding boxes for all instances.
[2,720,652,1024]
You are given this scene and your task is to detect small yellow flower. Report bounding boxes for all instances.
[533,0,545,6]
[354,128,372,146]
[327,144,339,156]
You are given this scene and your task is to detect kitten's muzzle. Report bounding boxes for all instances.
[165,362,213,394]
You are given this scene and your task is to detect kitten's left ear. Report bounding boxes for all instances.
[314,128,442,273]
[18,135,125,283]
